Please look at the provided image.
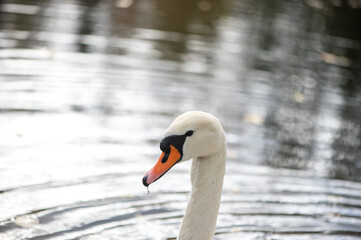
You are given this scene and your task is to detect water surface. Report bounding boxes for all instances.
[0,0,361,239]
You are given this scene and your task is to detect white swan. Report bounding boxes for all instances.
[143,111,227,240]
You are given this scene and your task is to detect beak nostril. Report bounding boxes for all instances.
[161,152,170,164]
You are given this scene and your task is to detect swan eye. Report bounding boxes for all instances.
[186,130,194,137]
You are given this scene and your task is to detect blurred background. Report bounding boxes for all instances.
[0,0,361,239]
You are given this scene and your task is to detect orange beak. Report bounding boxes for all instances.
[142,145,181,187]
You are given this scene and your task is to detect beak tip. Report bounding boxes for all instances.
[142,174,149,187]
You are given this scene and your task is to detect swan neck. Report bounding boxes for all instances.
[177,146,226,240]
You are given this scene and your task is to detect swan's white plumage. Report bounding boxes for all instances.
[165,111,227,240]
[145,111,227,240]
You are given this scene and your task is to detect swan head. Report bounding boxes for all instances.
[142,111,225,187]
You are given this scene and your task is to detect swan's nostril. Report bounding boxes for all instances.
[142,175,149,187]
[161,152,169,164]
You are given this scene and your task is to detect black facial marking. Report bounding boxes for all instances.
[159,134,187,163]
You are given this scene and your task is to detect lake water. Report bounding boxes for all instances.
[0,0,361,239]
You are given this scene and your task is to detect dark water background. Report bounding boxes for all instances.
[0,0,361,239]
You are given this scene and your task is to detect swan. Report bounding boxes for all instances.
[142,111,227,240]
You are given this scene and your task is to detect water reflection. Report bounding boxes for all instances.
[0,0,361,239]
[331,77,361,181]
